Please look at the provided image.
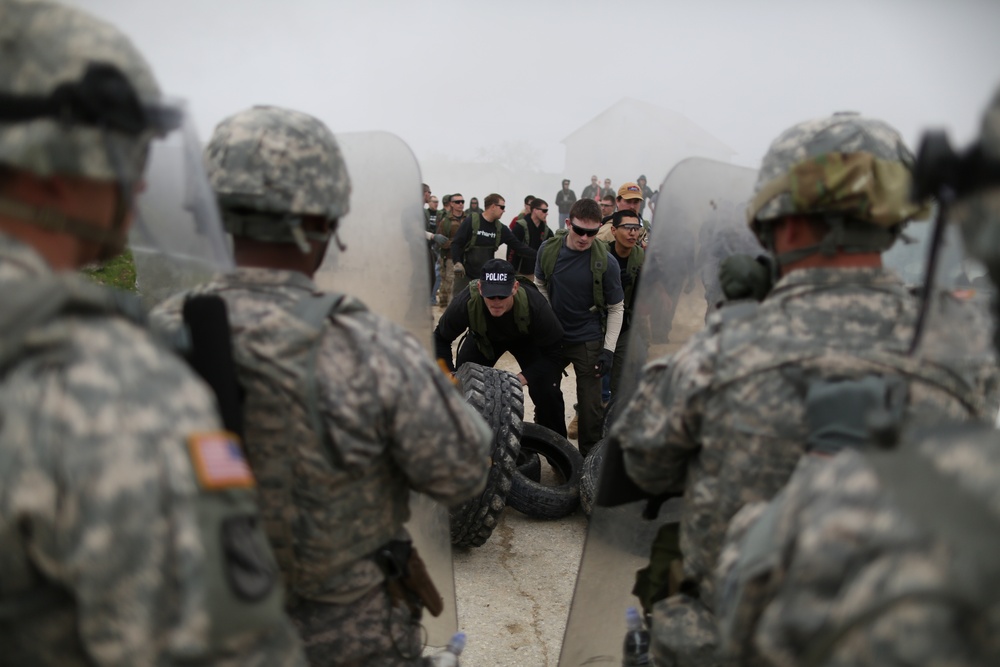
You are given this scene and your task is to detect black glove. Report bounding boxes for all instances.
[719,254,773,302]
[433,234,448,247]
[594,348,613,377]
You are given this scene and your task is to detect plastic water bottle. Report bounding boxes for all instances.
[622,606,650,666]
[429,632,466,667]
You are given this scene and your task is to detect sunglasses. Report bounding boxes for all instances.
[616,223,642,232]
[496,204,506,210]
[535,208,549,213]
[451,199,465,205]
[570,222,600,237]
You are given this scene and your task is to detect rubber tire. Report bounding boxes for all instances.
[508,422,584,520]
[449,363,524,548]
[579,437,608,517]
[601,396,618,440]
[516,450,541,483]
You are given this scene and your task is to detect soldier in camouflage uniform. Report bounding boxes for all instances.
[612,112,999,666]
[0,2,305,665]
[150,105,491,667]
[715,88,1000,667]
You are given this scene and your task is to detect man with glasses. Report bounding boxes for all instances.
[602,178,615,198]
[614,182,650,247]
[510,198,555,281]
[434,259,566,436]
[599,194,616,222]
[450,192,536,296]
[508,194,535,231]
[435,193,464,307]
[536,199,625,455]
[606,210,645,397]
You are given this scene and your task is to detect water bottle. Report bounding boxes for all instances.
[622,606,650,666]
[429,632,466,667]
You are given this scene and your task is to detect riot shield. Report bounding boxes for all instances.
[903,206,997,420]
[559,158,758,666]
[313,132,456,646]
[129,103,233,308]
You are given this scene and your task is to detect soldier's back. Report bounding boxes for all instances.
[0,271,303,666]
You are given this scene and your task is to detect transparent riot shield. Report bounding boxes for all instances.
[903,207,998,425]
[130,103,233,308]
[313,132,456,646]
[559,158,758,666]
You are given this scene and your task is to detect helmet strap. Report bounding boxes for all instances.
[765,215,897,273]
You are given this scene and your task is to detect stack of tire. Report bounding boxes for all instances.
[449,363,587,547]
[450,363,524,548]
[507,422,583,520]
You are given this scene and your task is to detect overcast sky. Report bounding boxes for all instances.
[70,0,1000,174]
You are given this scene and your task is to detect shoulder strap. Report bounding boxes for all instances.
[540,230,568,281]
[491,217,503,250]
[465,281,496,360]
[590,237,608,317]
[464,213,481,251]
[288,292,368,468]
[512,287,531,335]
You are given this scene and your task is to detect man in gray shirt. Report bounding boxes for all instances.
[535,198,625,455]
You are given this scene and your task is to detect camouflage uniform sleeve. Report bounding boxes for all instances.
[614,330,717,495]
[10,319,303,667]
[324,314,490,507]
[379,326,491,505]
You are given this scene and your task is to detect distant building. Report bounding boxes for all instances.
[561,97,736,191]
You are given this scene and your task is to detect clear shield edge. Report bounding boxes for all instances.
[314,131,455,646]
[130,104,233,309]
[558,158,758,666]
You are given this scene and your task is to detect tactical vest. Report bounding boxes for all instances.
[685,282,990,606]
[539,229,609,327]
[466,279,531,360]
[462,212,504,276]
[509,216,554,267]
[227,291,409,600]
[437,212,455,239]
[609,240,644,312]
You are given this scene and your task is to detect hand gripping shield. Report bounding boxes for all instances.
[313,131,456,646]
[129,103,233,307]
[559,158,759,666]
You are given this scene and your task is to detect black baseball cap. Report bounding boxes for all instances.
[480,259,516,298]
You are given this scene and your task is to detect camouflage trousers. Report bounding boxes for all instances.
[437,257,454,307]
[289,585,426,667]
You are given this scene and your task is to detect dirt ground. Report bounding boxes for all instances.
[427,284,708,665]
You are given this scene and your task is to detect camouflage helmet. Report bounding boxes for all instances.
[747,113,928,247]
[205,105,351,251]
[0,0,170,183]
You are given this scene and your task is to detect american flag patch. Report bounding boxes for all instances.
[187,432,255,490]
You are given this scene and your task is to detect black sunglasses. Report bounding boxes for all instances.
[451,199,465,205]
[570,222,600,237]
